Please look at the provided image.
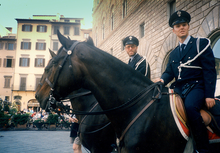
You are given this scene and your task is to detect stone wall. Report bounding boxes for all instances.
[92,0,220,81]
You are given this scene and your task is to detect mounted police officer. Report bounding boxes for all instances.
[123,36,151,79]
[155,10,216,153]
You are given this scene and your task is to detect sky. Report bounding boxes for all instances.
[0,0,93,33]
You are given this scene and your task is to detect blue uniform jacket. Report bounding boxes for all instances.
[128,53,151,79]
[161,36,216,98]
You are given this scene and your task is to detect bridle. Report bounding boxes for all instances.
[44,41,80,112]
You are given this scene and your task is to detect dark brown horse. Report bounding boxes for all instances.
[35,30,220,153]
[38,49,117,153]
[69,88,117,153]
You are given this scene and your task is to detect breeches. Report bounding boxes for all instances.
[184,88,205,123]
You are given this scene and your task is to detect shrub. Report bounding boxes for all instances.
[12,114,30,126]
[46,114,59,124]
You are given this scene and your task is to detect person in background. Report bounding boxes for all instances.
[123,35,151,79]
[69,115,82,153]
[154,10,216,153]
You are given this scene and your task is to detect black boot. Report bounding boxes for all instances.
[189,117,209,153]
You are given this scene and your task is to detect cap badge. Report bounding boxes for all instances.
[129,36,132,40]
[177,11,181,17]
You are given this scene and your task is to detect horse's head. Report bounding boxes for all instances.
[35,30,94,109]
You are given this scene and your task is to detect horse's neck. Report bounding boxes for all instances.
[80,51,151,113]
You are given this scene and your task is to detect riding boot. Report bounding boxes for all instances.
[189,117,209,153]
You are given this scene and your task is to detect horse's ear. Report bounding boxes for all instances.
[49,49,56,58]
[57,30,72,49]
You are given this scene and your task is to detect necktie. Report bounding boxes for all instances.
[180,44,185,57]
[128,58,132,64]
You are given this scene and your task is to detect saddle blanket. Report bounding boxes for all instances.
[169,89,220,143]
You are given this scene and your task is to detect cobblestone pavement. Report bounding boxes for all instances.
[0,131,89,153]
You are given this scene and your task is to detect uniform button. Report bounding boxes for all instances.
[196,80,198,82]
[188,57,190,59]
[173,60,174,62]
[180,61,182,63]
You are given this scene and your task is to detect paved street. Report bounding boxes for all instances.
[0,131,89,153]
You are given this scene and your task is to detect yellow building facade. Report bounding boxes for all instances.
[12,14,92,112]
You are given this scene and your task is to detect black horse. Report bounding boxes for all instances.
[35,30,220,153]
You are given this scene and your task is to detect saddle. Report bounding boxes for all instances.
[174,94,220,137]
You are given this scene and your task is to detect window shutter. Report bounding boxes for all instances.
[27,58,30,67]
[5,43,8,50]
[35,58,37,67]
[12,59,15,68]
[20,77,26,90]
[30,25,32,31]
[22,25,25,31]
[43,59,45,67]
[29,42,31,49]
[37,25,39,32]
[3,58,6,67]
[36,42,38,50]
[19,58,22,66]
[43,43,46,50]
[21,42,23,49]
[45,26,47,32]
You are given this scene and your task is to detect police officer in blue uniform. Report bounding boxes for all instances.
[123,36,151,79]
[155,10,216,153]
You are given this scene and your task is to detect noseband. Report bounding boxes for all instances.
[45,41,80,111]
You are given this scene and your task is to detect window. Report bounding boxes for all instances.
[4,76,12,88]
[102,24,105,40]
[169,0,176,17]
[22,25,32,32]
[35,77,41,90]
[64,19,70,22]
[110,48,113,55]
[53,42,58,51]
[74,27,80,35]
[3,58,14,68]
[20,77,26,91]
[37,25,47,32]
[212,36,220,79]
[64,26,70,35]
[75,20,80,23]
[14,95,22,100]
[21,42,31,50]
[19,58,30,67]
[140,23,145,38]
[5,43,15,50]
[5,96,9,101]
[84,33,89,39]
[122,0,127,18]
[8,43,14,50]
[111,6,114,31]
[36,42,46,50]
[0,42,4,49]
[35,58,45,67]
[53,26,60,34]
